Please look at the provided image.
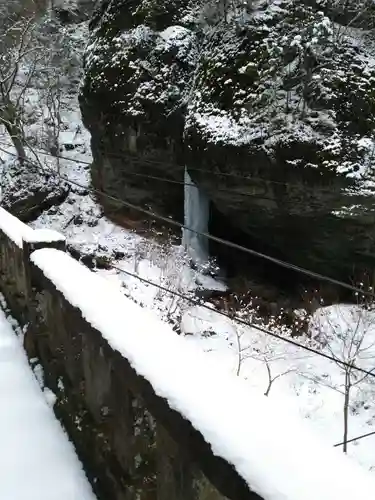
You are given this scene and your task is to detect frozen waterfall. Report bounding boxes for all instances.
[182,167,209,265]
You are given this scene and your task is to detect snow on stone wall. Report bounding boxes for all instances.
[0,208,65,323]
[30,246,375,500]
[0,208,34,248]
[0,208,65,248]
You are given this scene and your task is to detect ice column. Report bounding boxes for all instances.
[182,167,209,265]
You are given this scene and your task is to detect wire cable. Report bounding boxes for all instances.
[1,140,345,196]
[334,430,375,448]
[106,261,375,380]
[0,142,331,205]
[100,148,345,196]
[2,145,374,378]
[1,144,374,299]
[8,146,374,443]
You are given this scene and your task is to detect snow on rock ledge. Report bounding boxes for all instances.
[31,247,375,500]
[0,207,34,248]
[24,229,66,244]
[0,208,65,248]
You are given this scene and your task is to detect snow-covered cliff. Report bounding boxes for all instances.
[80,0,375,279]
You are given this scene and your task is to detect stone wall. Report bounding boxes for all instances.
[0,209,260,500]
[0,229,29,323]
[0,212,65,323]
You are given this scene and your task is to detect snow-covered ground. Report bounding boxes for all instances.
[0,300,95,499]
[2,14,375,481]
[182,303,375,470]
[28,247,375,500]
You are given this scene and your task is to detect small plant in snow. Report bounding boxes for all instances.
[132,239,195,325]
[310,285,375,452]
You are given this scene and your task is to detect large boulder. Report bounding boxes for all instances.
[0,159,69,222]
[80,0,196,220]
[80,0,375,279]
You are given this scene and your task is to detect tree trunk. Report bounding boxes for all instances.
[1,98,26,165]
[343,370,351,453]
[4,120,26,165]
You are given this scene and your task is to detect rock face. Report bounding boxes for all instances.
[52,0,99,23]
[80,0,375,280]
[0,159,69,222]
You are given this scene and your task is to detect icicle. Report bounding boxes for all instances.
[182,167,209,266]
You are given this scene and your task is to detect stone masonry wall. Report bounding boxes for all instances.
[0,230,29,324]
[0,209,260,500]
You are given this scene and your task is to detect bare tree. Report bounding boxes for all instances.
[263,357,295,396]
[44,73,62,172]
[131,238,195,324]
[0,15,44,164]
[312,295,375,453]
[231,317,297,395]
[0,9,80,174]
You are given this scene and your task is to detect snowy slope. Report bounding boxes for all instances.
[0,304,95,500]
